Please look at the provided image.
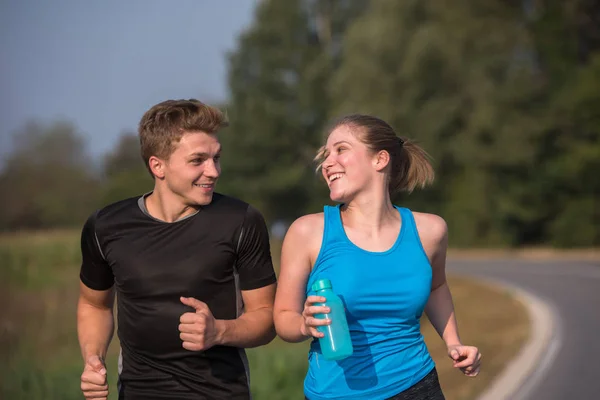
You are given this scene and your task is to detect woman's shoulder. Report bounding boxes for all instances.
[411,211,448,244]
[282,212,326,264]
[287,212,325,239]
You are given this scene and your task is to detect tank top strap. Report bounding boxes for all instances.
[323,203,346,241]
[397,207,421,245]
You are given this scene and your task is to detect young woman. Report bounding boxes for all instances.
[274,115,481,400]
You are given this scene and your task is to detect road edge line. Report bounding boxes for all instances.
[473,277,561,400]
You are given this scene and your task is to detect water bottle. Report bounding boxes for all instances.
[312,278,353,361]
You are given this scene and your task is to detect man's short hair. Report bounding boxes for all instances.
[139,99,228,174]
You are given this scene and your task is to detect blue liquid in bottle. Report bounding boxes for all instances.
[312,279,353,361]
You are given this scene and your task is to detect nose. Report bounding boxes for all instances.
[204,158,220,179]
[323,149,336,167]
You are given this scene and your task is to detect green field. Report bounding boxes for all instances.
[0,230,529,400]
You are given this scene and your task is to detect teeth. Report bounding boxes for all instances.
[329,173,343,183]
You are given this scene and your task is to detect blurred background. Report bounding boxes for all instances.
[1,0,598,399]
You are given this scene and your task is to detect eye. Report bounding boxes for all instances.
[214,155,221,162]
[336,146,346,154]
[190,158,204,165]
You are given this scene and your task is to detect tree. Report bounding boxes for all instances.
[220,0,366,224]
[330,0,542,246]
[0,121,99,230]
[100,131,153,206]
[527,0,600,246]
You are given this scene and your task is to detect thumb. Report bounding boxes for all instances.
[87,355,106,375]
[180,296,207,312]
[450,349,461,360]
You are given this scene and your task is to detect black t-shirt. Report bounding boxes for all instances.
[80,193,277,400]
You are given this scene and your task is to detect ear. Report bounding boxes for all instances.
[373,150,391,172]
[148,155,166,179]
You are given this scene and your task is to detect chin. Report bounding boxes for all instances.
[329,190,348,204]
[190,193,214,206]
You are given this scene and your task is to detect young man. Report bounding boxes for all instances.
[77,99,277,400]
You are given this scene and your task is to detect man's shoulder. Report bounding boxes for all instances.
[81,195,142,243]
[83,196,142,232]
[208,193,269,230]
[209,193,254,215]
[95,195,142,220]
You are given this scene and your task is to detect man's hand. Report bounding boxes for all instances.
[179,297,222,351]
[80,355,108,399]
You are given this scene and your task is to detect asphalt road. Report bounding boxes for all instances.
[448,258,600,400]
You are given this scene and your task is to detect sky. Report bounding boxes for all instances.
[0,0,258,159]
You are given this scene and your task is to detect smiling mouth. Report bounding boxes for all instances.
[194,183,214,189]
[328,173,344,183]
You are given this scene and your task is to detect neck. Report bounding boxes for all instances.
[145,185,199,223]
[342,187,397,231]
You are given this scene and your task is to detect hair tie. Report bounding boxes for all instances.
[397,137,404,146]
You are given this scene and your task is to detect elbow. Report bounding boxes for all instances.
[247,327,276,349]
[273,312,288,341]
[273,312,304,343]
[251,311,277,347]
[263,326,277,345]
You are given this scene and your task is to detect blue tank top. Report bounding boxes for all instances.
[304,205,435,400]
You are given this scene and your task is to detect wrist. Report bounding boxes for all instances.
[214,319,228,346]
[82,345,105,362]
[446,341,462,349]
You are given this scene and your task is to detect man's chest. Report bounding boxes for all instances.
[102,226,238,298]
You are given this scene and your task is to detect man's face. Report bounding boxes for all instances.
[161,131,221,206]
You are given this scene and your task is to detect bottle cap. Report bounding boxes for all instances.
[312,279,332,292]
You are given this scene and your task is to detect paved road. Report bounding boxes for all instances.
[448,258,600,400]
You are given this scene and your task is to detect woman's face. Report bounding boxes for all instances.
[321,125,377,203]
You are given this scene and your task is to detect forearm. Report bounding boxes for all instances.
[425,282,461,347]
[274,310,310,343]
[216,308,275,348]
[77,301,114,361]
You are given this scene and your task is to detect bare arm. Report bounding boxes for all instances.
[414,213,462,347]
[423,223,462,347]
[77,281,115,361]
[216,283,277,348]
[179,283,277,350]
[273,214,328,343]
[417,213,482,376]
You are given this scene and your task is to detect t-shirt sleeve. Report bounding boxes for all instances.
[79,211,115,290]
[235,205,277,291]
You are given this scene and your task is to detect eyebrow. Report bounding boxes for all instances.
[189,147,222,158]
[330,140,351,148]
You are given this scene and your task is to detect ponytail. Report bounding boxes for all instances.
[389,138,435,194]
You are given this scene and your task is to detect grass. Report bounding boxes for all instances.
[1,230,530,400]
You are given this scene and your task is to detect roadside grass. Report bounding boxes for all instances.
[1,230,529,400]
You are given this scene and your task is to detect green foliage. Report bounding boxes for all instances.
[0,0,598,247]
[0,231,80,289]
[218,0,366,222]
[247,340,310,400]
[0,121,100,231]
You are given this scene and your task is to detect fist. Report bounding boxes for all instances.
[448,344,482,377]
[80,355,108,399]
[179,296,220,351]
[300,295,331,339]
